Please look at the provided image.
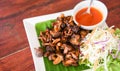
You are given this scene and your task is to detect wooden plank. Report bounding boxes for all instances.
[0,47,35,71]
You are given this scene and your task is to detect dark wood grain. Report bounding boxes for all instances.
[0,47,34,71]
[101,0,120,27]
[0,0,120,71]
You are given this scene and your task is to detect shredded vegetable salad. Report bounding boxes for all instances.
[79,26,120,71]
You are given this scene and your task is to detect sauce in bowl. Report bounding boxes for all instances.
[75,7,103,26]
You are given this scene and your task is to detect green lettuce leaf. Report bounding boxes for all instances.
[35,19,55,36]
[96,56,120,71]
[114,28,120,38]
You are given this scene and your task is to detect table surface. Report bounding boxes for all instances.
[0,0,120,71]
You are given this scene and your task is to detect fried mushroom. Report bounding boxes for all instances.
[63,58,77,66]
[34,48,43,57]
[53,54,63,65]
[70,34,80,45]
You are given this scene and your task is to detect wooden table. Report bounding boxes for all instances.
[0,0,120,71]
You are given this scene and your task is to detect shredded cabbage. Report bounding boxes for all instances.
[79,27,120,71]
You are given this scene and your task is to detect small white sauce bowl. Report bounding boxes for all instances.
[72,0,108,30]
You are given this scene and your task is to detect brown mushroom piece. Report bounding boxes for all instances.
[71,26,80,33]
[55,42,63,51]
[34,48,43,57]
[62,44,73,54]
[70,34,80,45]
[52,20,62,32]
[80,30,89,39]
[44,51,51,57]
[63,16,74,26]
[64,46,69,54]
[63,27,72,37]
[42,42,54,47]
[57,42,62,47]
[61,36,67,43]
[48,53,56,60]
[52,38,60,44]
[53,54,63,65]
[45,29,52,42]
[39,32,46,43]
[60,13,65,18]
[57,13,65,21]
[70,51,78,60]
[60,23,66,29]
[68,16,73,23]
[62,58,77,66]
[50,31,61,38]
[54,25,61,32]
[45,46,54,52]
[65,54,72,59]
[40,31,52,42]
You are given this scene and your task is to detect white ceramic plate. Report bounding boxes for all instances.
[23,10,108,71]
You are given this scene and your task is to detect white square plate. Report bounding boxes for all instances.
[23,10,107,71]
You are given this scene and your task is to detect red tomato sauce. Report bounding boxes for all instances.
[75,7,103,26]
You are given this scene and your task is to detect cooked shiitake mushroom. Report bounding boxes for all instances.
[34,48,43,57]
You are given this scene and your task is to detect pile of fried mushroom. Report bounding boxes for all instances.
[35,14,90,66]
